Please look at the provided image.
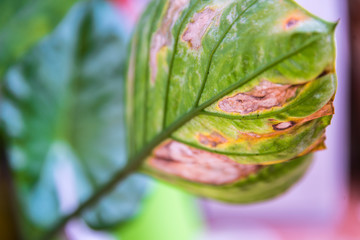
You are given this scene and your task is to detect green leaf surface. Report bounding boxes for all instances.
[127,0,337,202]
[0,1,147,237]
[0,0,78,78]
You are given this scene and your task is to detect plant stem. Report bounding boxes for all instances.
[40,153,144,240]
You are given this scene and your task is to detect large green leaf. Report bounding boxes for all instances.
[127,0,337,202]
[0,0,77,77]
[0,1,147,238]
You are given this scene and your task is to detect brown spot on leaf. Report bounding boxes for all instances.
[218,80,300,115]
[286,18,299,29]
[273,121,296,131]
[282,11,307,30]
[150,0,189,85]
[149,140,262,185]
[182,7,220,49]
[198,132,227,147]
[239,132,262,138]
[237,101,334,139]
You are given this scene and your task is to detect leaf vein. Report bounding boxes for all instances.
[143,0,164,145]
[162,0,201,129]
[171,136,296,157]
[193,0,259,107]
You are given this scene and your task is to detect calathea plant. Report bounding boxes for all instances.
[0,0,337,239]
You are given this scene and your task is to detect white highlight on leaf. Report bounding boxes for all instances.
[0,100,24,137]
[5,66,31,99]
[53,144,79,214]
[53,143,114,240]
[227,6,237,22]
[9,146,27,171]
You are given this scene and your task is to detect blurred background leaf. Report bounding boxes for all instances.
[0,0,78,78]
[0,0,148,238]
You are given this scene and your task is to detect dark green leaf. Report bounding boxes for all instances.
[0,0,77,77]
[0,1,147,237]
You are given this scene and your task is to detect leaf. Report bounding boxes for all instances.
[127,0,337,202]
[0,0,77,77]
[0,0,147,237]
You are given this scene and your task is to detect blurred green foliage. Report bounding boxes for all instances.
[0,0,77,77]
[0,1,148,238]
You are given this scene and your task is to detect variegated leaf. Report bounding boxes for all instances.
[127,0,337,202]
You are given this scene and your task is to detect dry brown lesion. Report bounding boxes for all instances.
[198,131,227,147]
[182,7,221,49]
[282,11,308,30]
[237,101,334,138]
[272,121,296,131]
[218,80,301,115]
[150,0,189,85]
[148,140,262,185]
[284,17,300,29]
